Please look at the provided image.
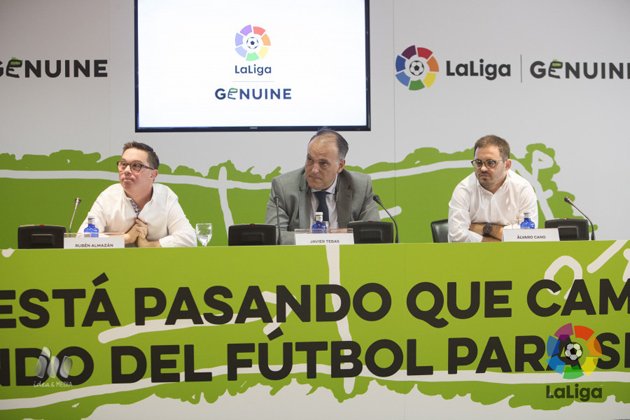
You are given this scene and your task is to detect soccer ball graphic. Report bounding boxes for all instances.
[235,25,270,61]
[245,36,260,50]
[408,59,425,77]
[564,343,582,361]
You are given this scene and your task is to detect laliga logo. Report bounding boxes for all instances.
[395,45,439,91]
[235,24,271,61]
[546,323,602,380]
[218,24,286,100]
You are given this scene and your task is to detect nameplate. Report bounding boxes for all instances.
[64,234,125,249]
[502,228,560,242]
[295,232,355,246]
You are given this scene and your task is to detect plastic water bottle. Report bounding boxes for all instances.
[520,212,535,229]
[311,211,327,233]
[84,215,99,237]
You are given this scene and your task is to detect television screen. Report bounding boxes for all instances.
[135,0,370,132]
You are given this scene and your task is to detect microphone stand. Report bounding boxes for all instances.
[68,197,82,233]
[274,196,281,245]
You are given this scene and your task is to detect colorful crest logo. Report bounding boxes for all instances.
[235,25,271,61]
[546,323,602,379]
[395,45,439,90]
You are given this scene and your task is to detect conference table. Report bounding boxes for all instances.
[1,241,629,418]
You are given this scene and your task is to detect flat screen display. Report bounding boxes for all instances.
[135,0,370,132]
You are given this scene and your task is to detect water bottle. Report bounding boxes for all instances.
[84,215,99,237]
[311,211,327,233]
[520,212,535,229]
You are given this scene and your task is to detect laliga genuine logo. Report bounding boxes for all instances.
[395,45,439,91]
[217,24,289,100]
[546,323,602,380]
[235,24,271,61]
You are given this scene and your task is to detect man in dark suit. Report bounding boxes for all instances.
[265,129,380,244]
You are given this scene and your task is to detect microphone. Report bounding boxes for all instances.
[68,197,82,233]
[274,195,281,245]
[564,196,595,240]
[373,195,399,243]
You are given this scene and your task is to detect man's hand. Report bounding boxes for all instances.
[124,219,160,247]
[124,223,141,245]
[135,219,161,248]
[470,223,503,242]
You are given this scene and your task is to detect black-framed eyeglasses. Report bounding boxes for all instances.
[117,160,154,172]
[471,159,503,169]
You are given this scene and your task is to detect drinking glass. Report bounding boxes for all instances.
[195,223,212,246]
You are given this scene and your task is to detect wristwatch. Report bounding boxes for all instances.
[483,223,493,237]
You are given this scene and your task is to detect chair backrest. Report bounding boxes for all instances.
[544,218,589,241]
[430,219,449,243]
[348,221,394,244]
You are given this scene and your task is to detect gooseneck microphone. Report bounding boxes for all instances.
[274,195,281,245]
[564,196,595,240]
[68,197,82,233]
[373,195,399,243]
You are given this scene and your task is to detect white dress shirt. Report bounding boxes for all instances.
[78,183,196,247]
[448,171,538,242]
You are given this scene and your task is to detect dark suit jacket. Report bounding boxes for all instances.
[265,168,380,244]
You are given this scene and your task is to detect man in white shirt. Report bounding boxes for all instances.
[448,135,538,242]
[78,142,196,247]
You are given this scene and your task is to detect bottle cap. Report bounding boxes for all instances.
[523,212,530,218]
[314,211,323,220]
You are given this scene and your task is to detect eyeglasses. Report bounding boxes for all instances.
[117,160,154,172]
[471,159,503,169]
